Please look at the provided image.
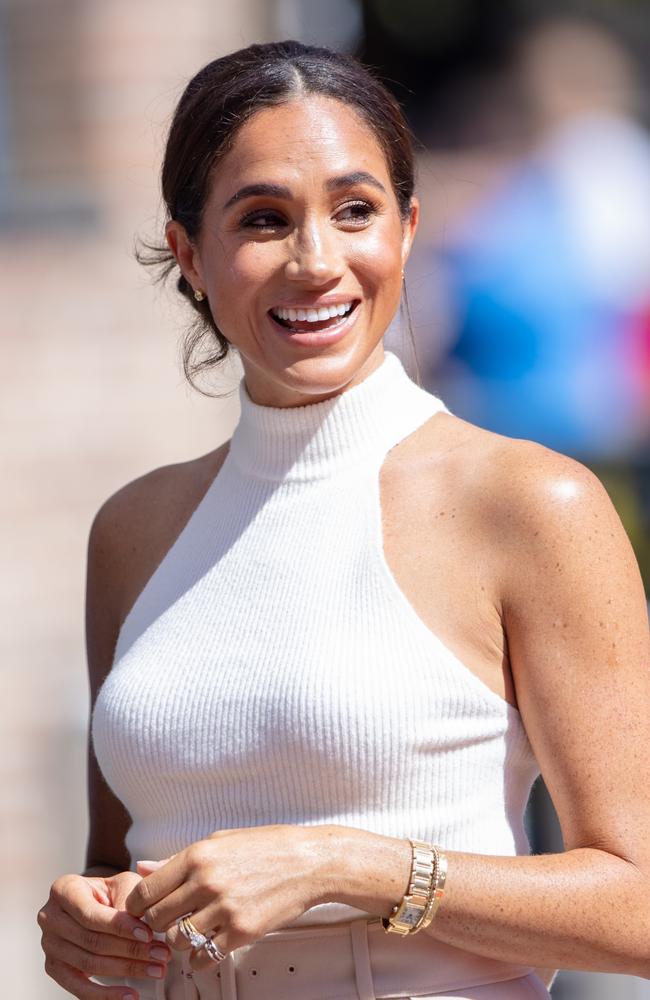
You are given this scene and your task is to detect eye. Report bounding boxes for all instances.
[239,210,286,232]
[335,200,377,226]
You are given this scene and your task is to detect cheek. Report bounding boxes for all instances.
[210,244,283,319]
[349,223,405,284]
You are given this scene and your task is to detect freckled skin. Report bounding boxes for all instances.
[77,95,650,987]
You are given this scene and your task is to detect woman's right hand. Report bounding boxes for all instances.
[38,870,171,999]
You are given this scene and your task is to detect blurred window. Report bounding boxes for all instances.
[0,0,97,231]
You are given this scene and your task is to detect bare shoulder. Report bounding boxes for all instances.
[423,409,646,633]
[472,427,642,585]
[90,442,229,558]
[479,429,610,522]
[432,412,624,545]
[86,441,230,667]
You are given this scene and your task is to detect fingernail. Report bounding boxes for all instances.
[149,946,169,961]
[147,965,164,978]
[132,926,149,942]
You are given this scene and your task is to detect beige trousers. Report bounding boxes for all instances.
[101,917,551,1000]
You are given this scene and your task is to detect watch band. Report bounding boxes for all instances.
[418,848,447,930]
[382,839,437,936]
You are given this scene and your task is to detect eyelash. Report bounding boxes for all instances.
[239,199,378,231]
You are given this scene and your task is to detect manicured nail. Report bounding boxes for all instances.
[147,965,164,978]
[132,926,149,942]
[149,946,169,961]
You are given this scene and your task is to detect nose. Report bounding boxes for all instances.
[284,217,343,284]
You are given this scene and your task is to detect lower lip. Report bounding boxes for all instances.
[267,304,360,347]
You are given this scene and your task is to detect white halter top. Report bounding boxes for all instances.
[92,350,540,924]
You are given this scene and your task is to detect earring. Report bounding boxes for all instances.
[194,288,205,302]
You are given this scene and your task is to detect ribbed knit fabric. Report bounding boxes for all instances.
[92,350,540,925]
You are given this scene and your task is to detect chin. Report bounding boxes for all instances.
[274,340,385,401]
[239,323,388,406]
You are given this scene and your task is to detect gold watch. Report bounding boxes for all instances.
[382,839,437,936]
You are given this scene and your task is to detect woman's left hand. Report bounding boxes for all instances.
[124,824,330,970]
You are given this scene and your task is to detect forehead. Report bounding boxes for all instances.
[209,95,392,198]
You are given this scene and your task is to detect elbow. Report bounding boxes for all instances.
[599,852,650,978]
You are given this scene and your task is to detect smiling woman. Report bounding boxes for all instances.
[139,41,417,401]
[163,89,416,405]
[37,40,650,1000]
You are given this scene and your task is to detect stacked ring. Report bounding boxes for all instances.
[177,915,209,950]
[176,915,227,963]
[202,937,227,963]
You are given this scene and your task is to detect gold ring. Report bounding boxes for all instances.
[177,915,208,950]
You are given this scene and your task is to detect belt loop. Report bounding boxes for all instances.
[350,920,376,1000]
[219,952,238,1000]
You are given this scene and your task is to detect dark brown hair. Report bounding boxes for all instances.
[139,40,417,390]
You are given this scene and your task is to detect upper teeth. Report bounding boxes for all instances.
[272,302,353,323]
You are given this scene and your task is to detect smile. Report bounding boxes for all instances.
[269,300,358,333]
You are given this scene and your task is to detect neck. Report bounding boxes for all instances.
[227,351,449,483]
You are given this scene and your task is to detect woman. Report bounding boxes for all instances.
[37,40,650,1000]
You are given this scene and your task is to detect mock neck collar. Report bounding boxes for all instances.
[228,351,448,482]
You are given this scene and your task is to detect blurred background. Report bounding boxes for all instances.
[2,1,648,997]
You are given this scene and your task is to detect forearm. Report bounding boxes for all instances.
[314,825,650,978]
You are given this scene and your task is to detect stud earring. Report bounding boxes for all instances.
[194,288,205,302]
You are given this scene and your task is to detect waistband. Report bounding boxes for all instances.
[161,917,536,1000]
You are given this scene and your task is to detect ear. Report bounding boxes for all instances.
[165,220,205,294]
[400,196,419,268]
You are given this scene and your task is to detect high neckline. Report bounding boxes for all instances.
[228,351,449,482]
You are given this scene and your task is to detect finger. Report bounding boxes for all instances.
[179,904,263,958]
[44,955,139,999]
[42,907,171,966]
[166,904,221,952]
[136,855,175,871]
[189,932,229,972]
[90,882,112,907]
[51,876,153,944]
[145,883,210,938]
[106,873,147,914]
[46,935,168,985]
[135,860,167,875]
[125,855,186,919]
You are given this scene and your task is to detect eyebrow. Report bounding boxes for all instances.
[326,171,387,195]
[222,171,387,211]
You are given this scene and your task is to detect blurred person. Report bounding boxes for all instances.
[35,40,650,1000]
[430,17,650,459]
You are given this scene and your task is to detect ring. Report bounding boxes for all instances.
[177,915,209,950]
[202,937,227,963]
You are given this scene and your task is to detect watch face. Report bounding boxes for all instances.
[400,903,423,927]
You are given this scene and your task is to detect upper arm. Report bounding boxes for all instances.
[84,466,182,870]
[83,447,228,869]
[495,442,650,864]
[84,490,139,871]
